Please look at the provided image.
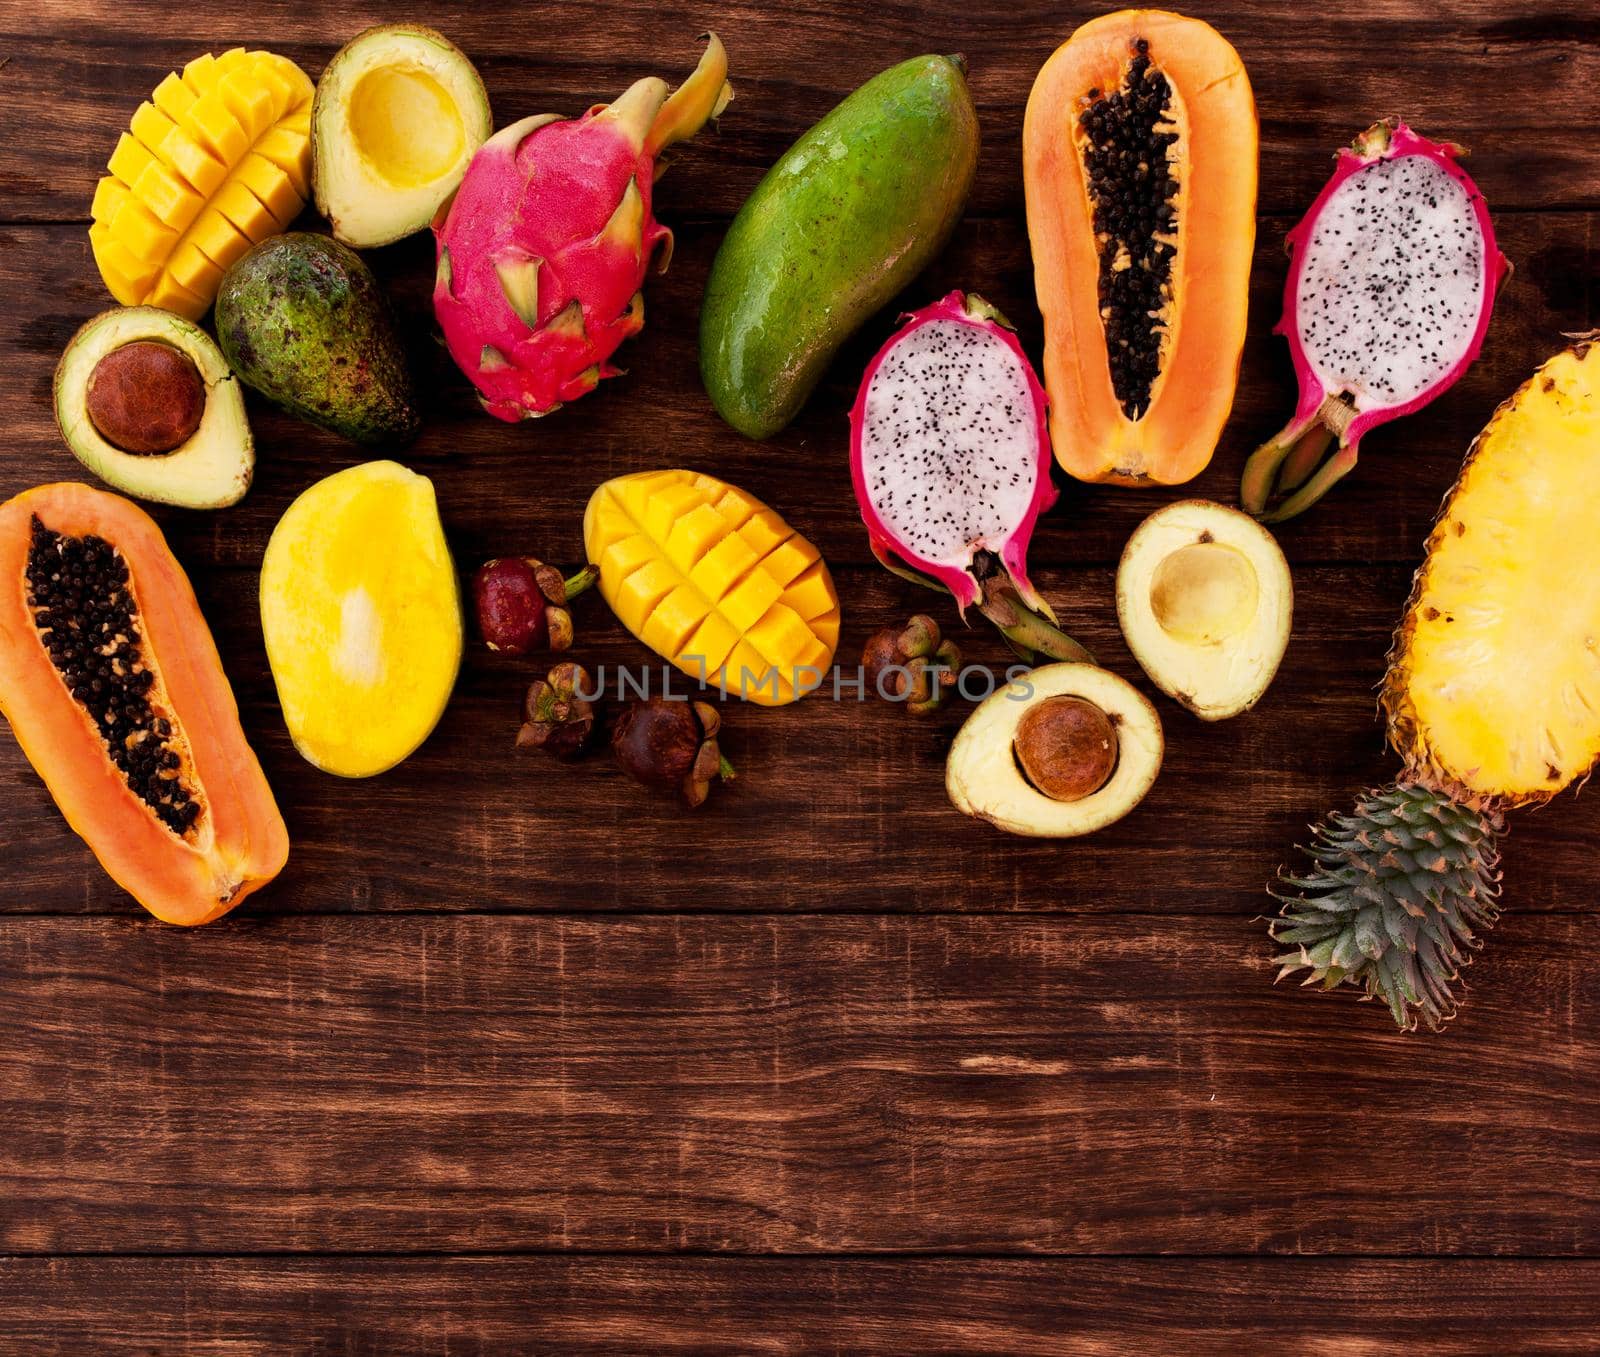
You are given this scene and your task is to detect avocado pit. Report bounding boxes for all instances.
[945,662,1163,838]
[86,341,207,455]
[1014,695,1118,802]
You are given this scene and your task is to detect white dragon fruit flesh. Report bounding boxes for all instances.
[1242,119,1510,522]
[850,291,1057,616]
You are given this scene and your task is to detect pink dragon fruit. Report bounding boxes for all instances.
[850,291,1090,663]
[1242,119,1510,522]
[432,35,732,422]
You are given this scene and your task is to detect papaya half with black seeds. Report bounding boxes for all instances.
[0,482,287,925]
[1024,9,1257,485]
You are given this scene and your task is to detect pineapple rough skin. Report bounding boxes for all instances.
[1270,782,1503,1032]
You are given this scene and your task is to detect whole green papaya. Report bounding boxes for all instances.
[699,56,979,440]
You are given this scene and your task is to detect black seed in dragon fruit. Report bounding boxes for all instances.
[849,291,1056,616]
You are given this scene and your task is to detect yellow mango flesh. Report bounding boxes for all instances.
[584,470,840,705]
[89,48,314,320]
[260,461,462,778]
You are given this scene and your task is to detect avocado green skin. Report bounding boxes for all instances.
[215,233,420,447]
[699,56,979,440]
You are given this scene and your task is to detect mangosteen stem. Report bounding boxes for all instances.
[718,753,737,782]
[564,565,600,598]
[978,578,1094,666]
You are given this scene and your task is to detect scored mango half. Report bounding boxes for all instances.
[584,470,840,706]
[90,48,314,320]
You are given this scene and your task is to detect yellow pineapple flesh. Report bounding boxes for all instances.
[1385,339,1600,802]
[1273,338,1600,1032]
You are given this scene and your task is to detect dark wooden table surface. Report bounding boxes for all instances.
[2,0,1598,1351]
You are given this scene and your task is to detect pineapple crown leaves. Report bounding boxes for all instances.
[1268,781,1505,1032]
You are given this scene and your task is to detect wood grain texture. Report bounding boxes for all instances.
[1,0,1597,1347]
[2,0,1598,222]
[3,1257,1599,1355]
[2,915,1596,1255]
[4,563,1597,919]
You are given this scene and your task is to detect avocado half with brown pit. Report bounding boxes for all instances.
[1116,500,1292,721]
[54,307,253,509]
[947,662,1163,837]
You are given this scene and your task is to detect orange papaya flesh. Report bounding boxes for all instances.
[0,482,287,924]
[1023,9,1257,485]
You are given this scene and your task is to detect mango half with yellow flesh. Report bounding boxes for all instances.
[585,470,840,705]
[260,461,462,777]
[90,48,314,320]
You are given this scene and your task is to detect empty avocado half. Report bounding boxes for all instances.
[313,24,492,249]
[946,663,1163,837]
[1117,500,1292,721]
[54,306,253,509]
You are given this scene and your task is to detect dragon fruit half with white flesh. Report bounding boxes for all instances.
[850,291,1091,663]
[433,35,732,422]
[1242,119,1510,522]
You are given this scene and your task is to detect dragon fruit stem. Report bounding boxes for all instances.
[870,541,1092,663]
[1243,395,1356,518]
[1277,424,1335,493]
[1258,444,1360,524]
[1241,433,1294,517]
[870,539,949,594]
[646,33,734,156]
[978,578,1094,666]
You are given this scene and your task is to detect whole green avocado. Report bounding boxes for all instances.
[699,55,979,440]
[214,233,420,447]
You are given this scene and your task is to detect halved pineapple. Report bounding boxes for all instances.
[584,470,840,705]
[1386,340,1600,802]
[1272,337,1600,1032]
[89,49,314,319]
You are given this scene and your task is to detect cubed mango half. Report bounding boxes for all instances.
[88,49,313,320]
[584,470,841,706]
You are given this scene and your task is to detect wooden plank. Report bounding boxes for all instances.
[2,914,1595,1255]
[1,0,1596,1343]
[2,1,1597,223]
[3,1256,1599,1355]
[0,209,1590,573]
[3,562,1597,918]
